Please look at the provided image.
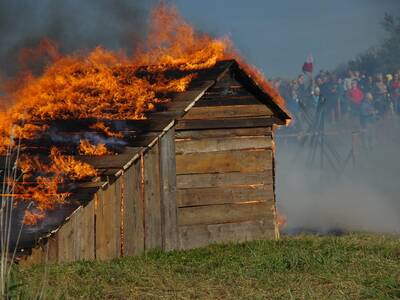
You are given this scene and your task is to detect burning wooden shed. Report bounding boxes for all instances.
[7,60,289,264]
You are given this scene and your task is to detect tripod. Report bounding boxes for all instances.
[298,97,342,173]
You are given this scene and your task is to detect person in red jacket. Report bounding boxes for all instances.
[347,80,364,114]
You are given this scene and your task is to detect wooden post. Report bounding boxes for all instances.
[159,128,178,251]
[95,183,121,260]
[122,160,145,256]
[143,144,162,250]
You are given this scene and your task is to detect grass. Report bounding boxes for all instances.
[12,233,400,299]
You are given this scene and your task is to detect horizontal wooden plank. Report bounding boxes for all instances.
[204,88,251,98]
[31,119,172,133]
[176,171,273,189]
[194,96,262,107]
[177,184,273,207]
[175,127,271,139]
[99,168,123,177]
[175,117,283,131]
[178,219,275,250]
[178,201,274,226]
[183,105,272,120]
[176,149,272,175]
[175,136,272,154]
[76,154,137,169]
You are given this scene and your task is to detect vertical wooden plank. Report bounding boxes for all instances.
[78,200,95,260]
[144,144,162,250]
[95,181,121,260]
[46,235,59,264]
[123,160,145,256]
[56,214,75,263]
[271,131,280,240]
[115,178,123,257]
[160,129,178,251]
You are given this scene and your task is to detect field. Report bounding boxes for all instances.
[13,233,400,299]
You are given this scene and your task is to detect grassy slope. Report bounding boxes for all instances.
[15,234,400,299]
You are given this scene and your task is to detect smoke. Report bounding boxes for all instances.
[0,0,157,76]
[276,116,400,235]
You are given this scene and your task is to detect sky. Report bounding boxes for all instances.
[172,0,400,77]
[0,1,399,78]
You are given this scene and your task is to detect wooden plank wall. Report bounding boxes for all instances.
[176,128,276,249]
[176,72,278,250]
[23,128,179,264]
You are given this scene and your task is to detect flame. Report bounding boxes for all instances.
[0,3,284,224]
[90,122,123,139]
[15,147,97,221]
[49,147,97,180]
[79,139,110,156]
[276,211,287,231]
[23,210,45,226]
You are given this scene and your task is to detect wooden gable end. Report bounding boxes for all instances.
[183,70,274,121]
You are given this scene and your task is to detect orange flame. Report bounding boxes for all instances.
[23,210,45,226]
[16,147,97,221]
[79,139,110,156]
[0,3,284,224]
[90,122,123,139]
[276,211,287,231]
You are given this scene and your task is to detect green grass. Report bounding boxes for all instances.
[14,234,400,299]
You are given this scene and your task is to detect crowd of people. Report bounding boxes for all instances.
[273,69,400,132]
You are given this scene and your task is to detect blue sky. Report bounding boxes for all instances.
[172,0,400,77]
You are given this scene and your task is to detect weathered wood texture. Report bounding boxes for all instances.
[27,199,96,264]
[95,183,121,260]
[175,125,277,249]
[143,144,162,250]
[183,105,272,120]
[177,171,273,189]
[176,149,272,175]
[159,129,178,251]
[177,185,273,207]
[178,201,274,226]
[176,136,272,154]
[175,117,280,131]
[175,127,271,139]
[122,161,144,256]
[55,201,96,262]
[178,219,275,250]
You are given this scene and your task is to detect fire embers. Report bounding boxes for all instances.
[15,147,97,224]
[79,140,110,156]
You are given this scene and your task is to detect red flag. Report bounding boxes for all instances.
[302,54,314,74]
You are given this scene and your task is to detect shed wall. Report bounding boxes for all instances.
[175,127,277,250]
[22,128,178,264]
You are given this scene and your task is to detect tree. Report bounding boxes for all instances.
[347,13,400,74]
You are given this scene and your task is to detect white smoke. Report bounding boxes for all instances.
[276,116,400,234]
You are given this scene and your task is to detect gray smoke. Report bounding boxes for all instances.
[0,0,157,76]
[275,116,400,234]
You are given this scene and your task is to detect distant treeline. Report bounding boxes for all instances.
[347,14,400,74]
